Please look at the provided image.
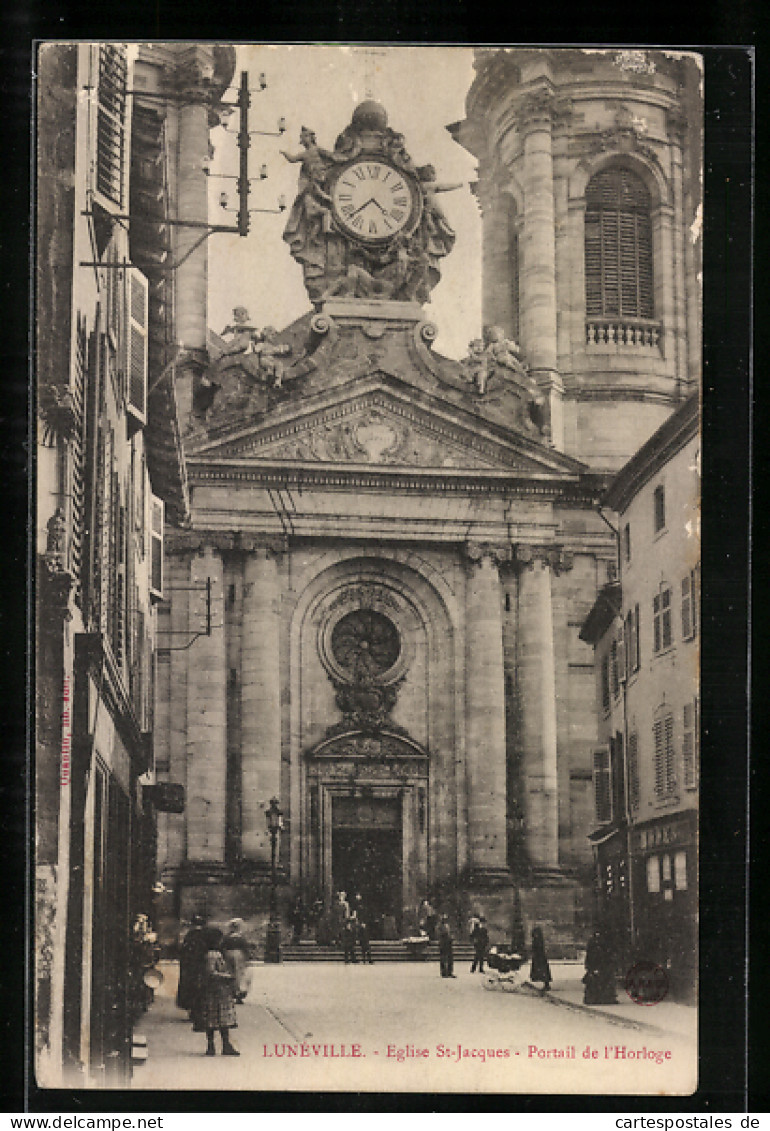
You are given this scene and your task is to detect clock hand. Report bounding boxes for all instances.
[349,197,377,219]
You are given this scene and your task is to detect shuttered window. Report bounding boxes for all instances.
[653,712,676,798]
[585,167,654,319]
[593,747,612,824]
[681,567,699,640]
[96,45,128,208]
[626,603,640,674]
[69,315,88,599]
[653,585,672,653]
[682,698,699,789]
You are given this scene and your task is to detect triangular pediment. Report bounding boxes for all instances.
[186,374,587,479]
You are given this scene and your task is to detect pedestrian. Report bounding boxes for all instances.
[176,914,208,1015]
[192,927,240,1056]
[221,918,251,1004]
[341,918,357,964]
[583,928,618,1005]
[470,915,489,973]
[290,897,306,943]
[357,917,374,964]
[438,915,456,978]
[332,890,349,943]
[529,926,552,992]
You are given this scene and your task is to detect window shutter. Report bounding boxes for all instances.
[683,700,698,788]
[653,592,661,653]
[601,654,610,712]
[664,713,675,792]
[653,717,665,796]
[95,45,128,208]
[585,167,654,320]
[125,268,149,430]
[593,747,612,824]
[654,484,666,532]
[616,621,626,683]
[661,586,672,649]
[681,574,693,639]
[150,495,164,601]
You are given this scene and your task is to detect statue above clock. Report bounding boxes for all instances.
[280,101,464,306]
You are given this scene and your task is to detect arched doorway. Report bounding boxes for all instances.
[306,730,429,938]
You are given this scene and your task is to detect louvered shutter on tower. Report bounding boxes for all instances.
[585,167,654,319]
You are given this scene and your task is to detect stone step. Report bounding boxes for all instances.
[280,940,477,963]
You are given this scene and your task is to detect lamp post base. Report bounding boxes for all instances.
[264,920,282,963]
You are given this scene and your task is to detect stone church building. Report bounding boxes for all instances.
[152,48,701,950]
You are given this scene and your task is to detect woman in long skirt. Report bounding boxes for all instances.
[529,925,552,992]
[221,918,250,1003]
[191,928,239,1056]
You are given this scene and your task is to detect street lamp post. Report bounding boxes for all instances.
[264,798,283,963]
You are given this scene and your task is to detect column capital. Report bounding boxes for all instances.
[462,540,512,573]
[513,543,574,574]
[239,534,288,559]
[514,85,572,134]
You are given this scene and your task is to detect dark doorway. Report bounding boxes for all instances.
[332,796,402,938]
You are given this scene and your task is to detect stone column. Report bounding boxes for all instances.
[185,543,227,862]
[463,542,510,879]
[240,541,283,865]
[514,545,572,871]
[516,87,565,448]
[172,50,214,357]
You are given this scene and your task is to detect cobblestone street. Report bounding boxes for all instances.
[129,961,697,1096]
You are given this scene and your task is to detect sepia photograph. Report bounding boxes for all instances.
[34,43,704,1096]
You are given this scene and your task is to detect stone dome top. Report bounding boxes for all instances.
[351,100,389,132]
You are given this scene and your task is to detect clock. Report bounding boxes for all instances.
[330,158,421,244]
[330,610,401,678]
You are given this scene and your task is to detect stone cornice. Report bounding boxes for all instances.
[185,461,601,505]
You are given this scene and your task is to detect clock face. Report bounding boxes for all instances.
[331,159,420,243]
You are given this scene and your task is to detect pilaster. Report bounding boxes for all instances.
[513,543,573,873]
[240,537,285,865]
[185,543,227,862]
[463,541,511,882]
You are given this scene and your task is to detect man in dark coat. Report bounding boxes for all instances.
[357,917,374,964]
[583,929,618,1004]
[529,925,552,991]
[470,915,490,973]
[177,914,208,1014]
[438,915,456,978]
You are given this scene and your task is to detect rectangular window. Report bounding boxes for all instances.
[610,638,620,698]
[681,567,699,640]
[601,654,611,713]
[682,699,699,788]
[622,523,631,563]
[627,730,640,811]
[646,856,660,893]
[593,747,612,824]
[625,603,640,672]
[653,586,672,653]
[674,851,688,891]
[653,713,676,797]
[654,484,666,533]
[661,853,672,883]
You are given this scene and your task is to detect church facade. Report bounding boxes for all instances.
[152,48,701,952]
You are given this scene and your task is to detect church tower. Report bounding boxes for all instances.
[450,47,702,470]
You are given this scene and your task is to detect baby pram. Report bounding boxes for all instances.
[482,947,526,992]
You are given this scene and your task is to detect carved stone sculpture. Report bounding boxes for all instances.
[280,103,464,305]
